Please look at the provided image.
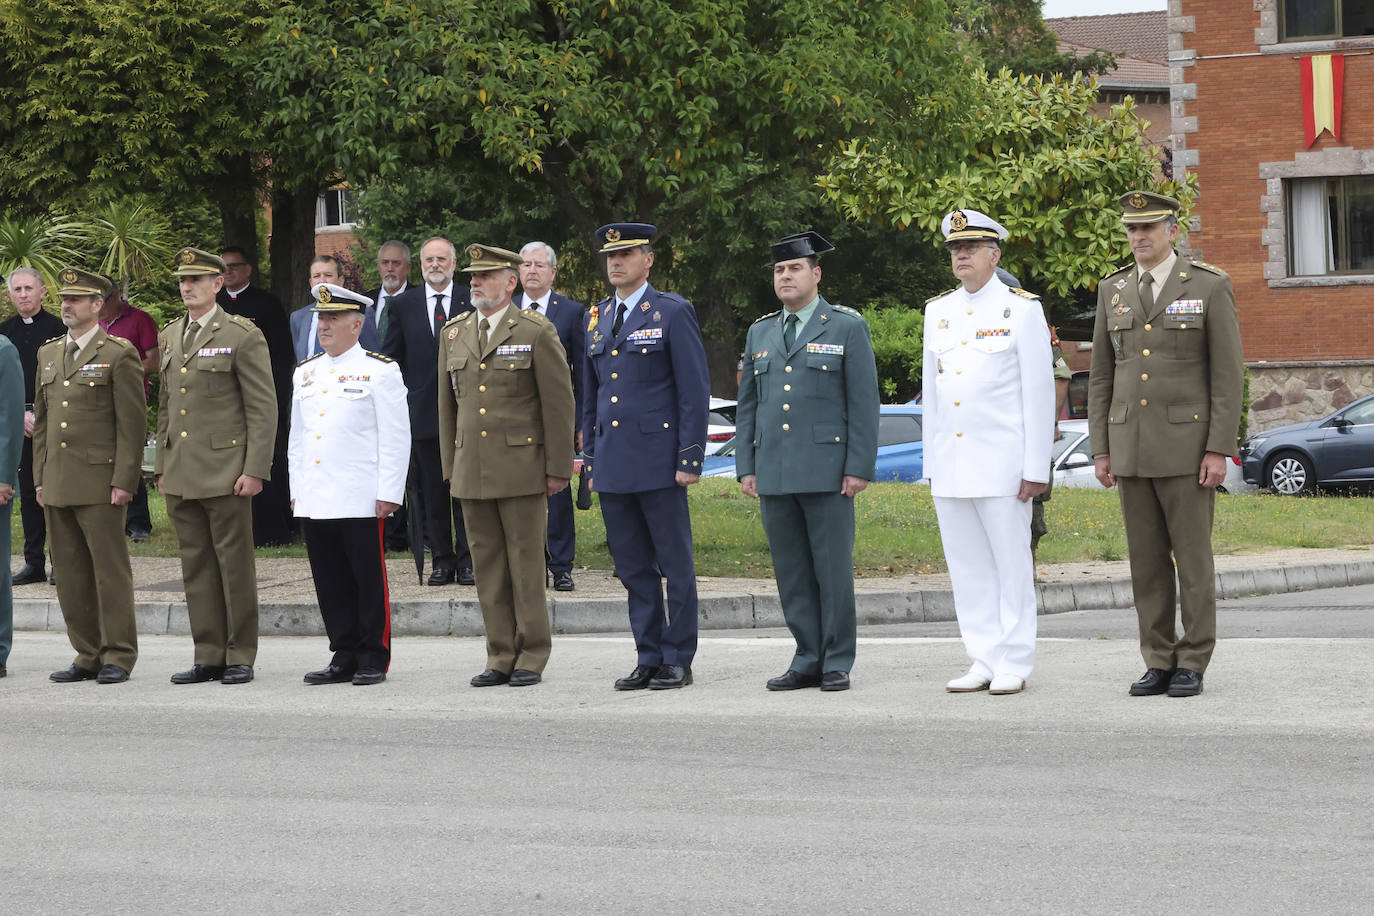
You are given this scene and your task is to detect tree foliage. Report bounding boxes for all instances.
[952,0,1115,78]
[863,305,926,402]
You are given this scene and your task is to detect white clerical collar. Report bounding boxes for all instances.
[227,284,249,298]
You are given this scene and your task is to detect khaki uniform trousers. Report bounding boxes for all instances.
[165,492,259,667]
[1117,474,1218,673]
[46,502,138,672]
[461,492,551,674]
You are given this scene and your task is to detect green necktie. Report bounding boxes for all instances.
[378,295,392,339]
[784,313,799,350]
[479,317,490,353]
[65,339,79,374]
[1139,271,1155,309]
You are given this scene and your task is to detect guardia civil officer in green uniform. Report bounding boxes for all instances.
[1088,191,1244,698]
[735,231,880,692]
[33,268,145,684]
[157,248,278,685]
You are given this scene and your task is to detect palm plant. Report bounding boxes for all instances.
[91,201,174,297]
[0,214,89,291]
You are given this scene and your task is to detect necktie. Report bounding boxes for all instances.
[65,339,79,374]
[183,319,199,353]
[610,301,627,338]
[784,313,799,350]
[1139,271,1155,309]
[479,317,490,353]
[378,295,392,339]
[433,294,446,337]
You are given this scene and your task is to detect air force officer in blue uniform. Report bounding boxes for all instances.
[582,223,710,690]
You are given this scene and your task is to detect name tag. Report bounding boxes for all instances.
[496,344,532,357]
[975,329,1010,339]
[806,343,844,355]
[628,328,664,342]
[343,387,365,395]
[1165,299,1205,317]
[198,347,232,357]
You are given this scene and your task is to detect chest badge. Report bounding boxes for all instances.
[938,319,949,329]
[652,310,661,322]
[1114,278,1128,290]
[1003,307,1010,318]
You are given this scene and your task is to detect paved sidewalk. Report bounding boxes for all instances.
[12,546,1374,638]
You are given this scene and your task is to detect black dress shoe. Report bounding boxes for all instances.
[649,665,692,689]
[221,665,254,685]
[552,570,574,591]
[0,665,6,678]
[614,664,657,691]
[1167,668,1204,697]
[766,669,821,691]
[97,664,129,684]
[304,664,355,685]
[47,569,55,585]
[50,664,98,683]
[1128,667,1173,696]
[170,664,226,684]
[509,669,542,687]
[352,668,386,686]
[12,563,46,585]
[456,567,475,586]
[820,671,850,692]
[470,668,510,687]
[126,527,151,543]
[427,565,456,586]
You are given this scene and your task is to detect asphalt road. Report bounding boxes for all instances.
[2,586,1371,914]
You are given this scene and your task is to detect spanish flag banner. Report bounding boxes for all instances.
[1301,54,1344,148]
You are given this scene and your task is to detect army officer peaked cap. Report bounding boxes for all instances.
[941,209,1009,244]
[596,222,656,253]
[173,247,226,276]
[1118,190,1181,224]
[310,282,373,312]
[461,244,523,273]
[56,266,113,298]
[771,230,835,264]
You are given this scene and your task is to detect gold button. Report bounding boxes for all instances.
[611,420,619,428]
[479,362,486,370]
[784,365,793,373]
[783,384,791,391]
[315,458,320,464]
[956,431,963,437]
[1144,323,1152,331]
[180,409,186,415]
[1142,348,1150,356]
[60,422,67,429]
[88,381,94,387]
[1110,415,1115,422]
[60,401,68,407]
[663,422,669,429]
[480,430,488,437]
[509,364,516,370]
[478,385,486,392]
[59,442,67,448]
[834,436,841,442]
[693,461,700,467]
[966,309,973,315]
[180,367,187,374]
[179,388,186,394]
[63,380,70,387]
[1140,399,1148,406]
[956,369,962,375]
[1193,413,1200,420]
[316,434,321,439]
[1141,373,1149,381]
[479,407,486,415]
[319,411,325,416]
[322,388,327,393]
[610,396,618,403]
[782,404,790,411]
[180,431,187,438]
[822,364,828,370]
[961,339,967,345]
[611,372,619,380]
[954,400,961,406]
[526,436,533,443]
[232,439,237,445]
[782,423,790,431]
[611,349,618,356]
[682,460,688,465]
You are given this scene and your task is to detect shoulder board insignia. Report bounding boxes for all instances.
[43,334,66,345]
[105,335,134,349]
[925,288,959,304]
[519,308,547,322]
[364,350,394,363]
[830,304,862,316]
[1103,262,1133,280]
[297,352,325,367]
[228,314,255,328]
[596,296,612,308]
[753,310,781,324]
[1009,287,1040,300]
[1191,259,1229,277]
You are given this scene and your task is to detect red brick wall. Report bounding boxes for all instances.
[1180,0,1374,362]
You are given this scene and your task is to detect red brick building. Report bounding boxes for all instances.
[1048,12,1172,148]
[1172,0,1374,429]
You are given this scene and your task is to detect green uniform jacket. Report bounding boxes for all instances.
[735,298,880,493]
[1087,257,1244,477]
[438,307,576,500]
[155,309,278,498]
[32,329,146,505]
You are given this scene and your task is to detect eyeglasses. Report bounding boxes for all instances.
[222,261,250,270]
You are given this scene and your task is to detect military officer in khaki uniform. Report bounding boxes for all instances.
[438,245,575,687]
[1088,191,1244,698]
[33,268,145,684]
[156,248,278,685]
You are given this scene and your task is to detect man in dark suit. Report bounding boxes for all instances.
[582,222,711,690]
[364,240,415,553]
[218,245,297,547]
[515,241,584,592]
[0,267,65,585]
[291,256,380,361]
[380,237,474,586]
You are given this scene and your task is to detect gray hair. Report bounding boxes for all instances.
[6,266,44,287]
[378,240,411,261]
[520,241,558,269]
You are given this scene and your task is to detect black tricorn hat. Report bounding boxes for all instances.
[771,230,835,264]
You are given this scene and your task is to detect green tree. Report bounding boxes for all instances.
[863,306,926,403]
[952,0,1115,78]
[0,214,86,292]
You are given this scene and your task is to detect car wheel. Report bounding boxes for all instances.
[1266,451,1315,495]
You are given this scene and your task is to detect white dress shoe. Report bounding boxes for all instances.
[989,674,1026,695]
[946,671,991,692]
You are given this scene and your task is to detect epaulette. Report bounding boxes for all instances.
[104,335,134,349]
[519,308,549,323]
[752,310,781,324]
[925,288,958,304]
[43,334,66,345]
[297,351,325,367]
[654,291,691,307]
[1009,287,1040,300]
[1103,262,1134,280]
[1191,259,1229,277]
[364,350,394,363]
[227,313,255,329]
[829,304,864,316]
[596,296,612,309]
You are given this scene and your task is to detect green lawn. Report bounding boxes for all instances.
[13,479,1374,577]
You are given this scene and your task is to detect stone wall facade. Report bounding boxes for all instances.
[1247,362,1374,433]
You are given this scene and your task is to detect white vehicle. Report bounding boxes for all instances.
[706,397,737,456]
[1052,419,1251,493]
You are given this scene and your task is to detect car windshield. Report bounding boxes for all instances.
[1053,431,1086,461]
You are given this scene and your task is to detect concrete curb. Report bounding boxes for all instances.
[16,559,1374,639]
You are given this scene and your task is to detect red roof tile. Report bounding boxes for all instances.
[1046,11,1169,63]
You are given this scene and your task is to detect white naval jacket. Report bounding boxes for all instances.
[288,342,411,519]
[921,276,1054,498]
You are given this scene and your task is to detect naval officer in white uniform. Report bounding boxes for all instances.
[289,283,411,686]
[922,210,1054,695]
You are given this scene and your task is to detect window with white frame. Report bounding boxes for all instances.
[1283,1,1374,40]
[1288,176,1374,275]
[316,189,355,229]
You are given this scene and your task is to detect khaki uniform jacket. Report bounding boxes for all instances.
[155,309,279,498]
[438,307,576,500]
[1087,257,1244,477]
[32,329,145,505]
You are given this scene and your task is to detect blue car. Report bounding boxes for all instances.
[1241,393,1374,494]
[703,405,924,481]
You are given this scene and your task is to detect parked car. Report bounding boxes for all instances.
[706,397,737,455]
[702,405,924,481]
[1241,393,1374,494]
[1054,419,1249,493]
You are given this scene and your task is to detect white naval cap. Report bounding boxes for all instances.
[309,283,374,312]
[941,209,1010,244]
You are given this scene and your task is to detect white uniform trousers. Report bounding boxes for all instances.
[933,495,1037,680]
